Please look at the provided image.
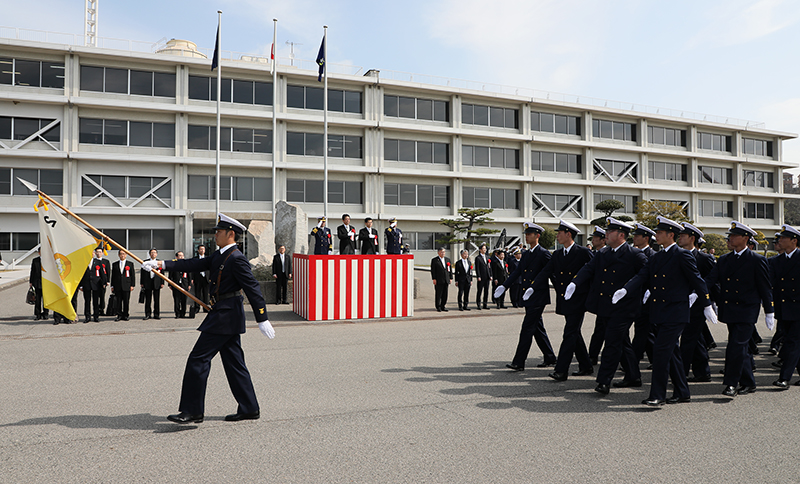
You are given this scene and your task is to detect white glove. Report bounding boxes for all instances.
[142,260,159,272]
[642,290,650,304]
[493,286,506,298]
[258,320,275,339]
[766,313,775,331]
[523,287,534,301]
[704,306,718,325]
[612,288,627,304]
[564,282,576,300]
[689,292,698,308]
[328,250,333,255]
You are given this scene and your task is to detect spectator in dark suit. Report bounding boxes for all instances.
[110,249,136,321]
[430,247,452,312]
[474,244,491,310]
[491,250,509,309]
[337,214,357,255]
[141,248,164,320]
[190,245,210,317]
[454,249,472,311]
[272,245,292,304]
[81,247,108,323]
[29,249,48,321]
[359,217,379,254]
[169,251,191,318]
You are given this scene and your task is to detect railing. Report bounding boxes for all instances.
[0,25,765,129]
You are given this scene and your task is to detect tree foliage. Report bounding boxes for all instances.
[635,200,692,228]
[439,207,500,249]
[786,181,800,226]
[539,227,556,250]
[590,199,632,226]
[703,233,729,256]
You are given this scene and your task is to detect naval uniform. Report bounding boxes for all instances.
[771,249,800,382]
[311,226,333,255]
[385,226,403,255]
[507,256,521,307]
[631,245,656,363]
[680,248,717,380]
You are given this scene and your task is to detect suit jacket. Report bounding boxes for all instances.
[169,264,191,292]
[29,256,43,288]
[502,245,551,308]
[359,227,379,254]
[490,257,509,285]
[534,244,593,315]
[87,258,109,291]
[141,262,165,290]
[164,247,268,333]
[623,245,710,325]
[572,243,647,318]
[455,258,473,285]
[272,253,292,278]
[192,256,210,287]
[430,256,452,284]
[474,253,491,281]
[110,260,136,292]
[705,248,773,324]
[311,226,333,255]
[337,224,357,254]
[769,251,800,321]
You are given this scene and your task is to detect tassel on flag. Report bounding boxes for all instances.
[211,21,221,70]
[316,36,325,82]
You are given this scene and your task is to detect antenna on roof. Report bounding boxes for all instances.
[84,0,99,47]
[285,41,302,66]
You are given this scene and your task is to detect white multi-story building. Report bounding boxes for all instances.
[1,31,797,266]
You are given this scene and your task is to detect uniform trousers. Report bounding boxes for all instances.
[596,315,641,385]
[553,312,592,375]
[632,311,654,363]
[680,316,711,378]
[723,323,756,388]
[179,332,259,416]
[648,320,690,401]
[476,280,490,308]
[588,316,606,363]
[771,320,785,352]
[779,320,800,381]
[511,305,556,368]
[457,283,470,309]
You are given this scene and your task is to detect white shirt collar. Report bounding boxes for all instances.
[220,243,237,254]
[662,242,675,252]
[734,247,747,257]
[786,248,798,259]
[563,241,574,254]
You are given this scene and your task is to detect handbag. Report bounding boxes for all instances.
[26,286,36,305]
[106,294,118,316]
[138,289,145,304]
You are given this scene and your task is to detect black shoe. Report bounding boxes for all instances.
[483,305,489,309]
[83,318,90,324]
[441,308,448,312]
[595,384,610,395]
[506,363,524,372]
[224,411,260,422]
[773,379,790,390]
[769,347,779,355]
[436,308,441,312]
[476,305,482,310]
[572,367,594,376]
[687,375,712,382]
[143,316,150,321]
[167,412,204,424]
[93,317,99,322]
[464,307,470,311]
[34,316,41,321]
[708,342,717,349]
[612,379,642,388]
[548,372,568,381]
[458,307,464,311]
[666,396,691,404]
[642,398,665,406]
[114,316,120,321]
[154,316,161,320]
[53,321,59,325]
[590,358,599,366]
[722,385,738,397]
[536,360,556,368]
[736,385,756,395]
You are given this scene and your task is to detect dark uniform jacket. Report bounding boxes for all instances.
[501,245,551,308]
[705,248,773,324]
[385,227,403,255]
[311,226,333,255]
[110,260,136,292]
[164,247,268,334]
[359,227,379,254]
[534,244,593,315]
[430,256,452,284]
[572,243,647,318]
[454,258,473,285]
[691,249,717,319]
[769,250,800,321]
[337,224,357,255]
[623,245,710,325]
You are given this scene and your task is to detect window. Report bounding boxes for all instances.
[462,103,518,129]
[287,132,362,158]
[79,119,175,148]
[531,112,580,135]
[594,194,638,213]
[188,75,272,106]
[384,183,449,207]
[0,116,59,142]
[82,175,171,201]
[462,187,519,209]
[386,139,449,164]
[697,132,732,152]
[742,138,773,157]
[463,146,518,169]
[0,232,40,251]
[81,66,175,97]
[287,85,362,113]
[743,170,774,189]
[648,126,686,147]
[533,193,583,217]
[594,159,637,179]
[744,202,775,219]
[105,229,174,252]
[187,125,272,153]
[187,175,271,202]
[285,179,361,204]
[698,166,733,185]
[0,57,64,88]
[700,200,733,218]
[384,95,448,122]
[403,232,451,250]
[592,119,636,142]
[531,150,581,174]
[0,168,62,196]
[648,161,687,181]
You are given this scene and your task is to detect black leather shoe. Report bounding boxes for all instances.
[167,412,204,424]
[441,308,448,312]
[769,347,779,355]
[572,367,594,376]
[666,396,691,404]
[708,342,717,349]
[612,379,642,388]
[642,398,665,406]
[154,316,161,320]
[722,386,738,397]
[595,384,610,395]
[794,380,800,386]
[224,411,260,422]
[483,305,489,309]
[476,306,481,310]
[536,360,556,368]
[687,375,712,382]
[464,307,470,311]
[773,379,790,390]
[143,316,150,321]
[93,317,99,322]
[84,318,90,324]
[736,385,756,395]
[458,307,464,311]
[506,363,524,372]
[114,316,120,321]
[548,372,567,381]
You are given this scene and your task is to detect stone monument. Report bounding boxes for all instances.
[274,200,308,256]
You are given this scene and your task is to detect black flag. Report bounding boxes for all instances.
[211,23,220,71]
[315,36,325,82]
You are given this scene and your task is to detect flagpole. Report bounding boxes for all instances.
[30,186,211,312]
[271,18,278,215]
[215,10,222,217]
[322,25,328,221]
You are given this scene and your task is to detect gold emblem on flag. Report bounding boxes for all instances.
[53,253,72,280]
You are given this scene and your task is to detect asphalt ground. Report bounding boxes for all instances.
[1,274,798,483]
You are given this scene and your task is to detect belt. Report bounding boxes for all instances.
[211,291,241,304]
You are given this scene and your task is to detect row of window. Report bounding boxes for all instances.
[286,180,363,204]
[648,126,687,147]
[0,232,39,251]
[463,146,519,169]
[404,232,451,251]
[462,188,519,209]
[0,116,59,142]
[82,175,171,200]
[534,194,583,215]
[697,132,732,152]
[188,125,272,153]
[384,95,448,122]
[82,66,176,98]
[742,138,773,157]
[188,76,272,105]
[287,133,362,158]
[462,103,518,129]
[287,85,362,113]
[97,229,174,252]
[531,112,580,136]
[79,119,175,148]
[0,58,64,88]
[384,139,449,164]
[188,175,272,202]
[384,184,449,207]
[592,119,637,142]
[531,150,581,174]
[649,161,688,182]
[743,170,774,188]
[0,168,62,196]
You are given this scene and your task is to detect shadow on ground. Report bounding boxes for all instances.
[0,413,217,433]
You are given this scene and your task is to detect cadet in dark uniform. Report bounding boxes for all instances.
[587,225,608,364]
[454,249,472,311]
[145,214,274,424]
[385,217,404,255]
[768,232,785,356]
[490,249,509,309]
[771,224,800,389]
[474,244,491,310]
[615,217,714,406]
[566,218,647,395]
[311,216,333,255]
[630,223,656,364]
[359,217,379,254]
[495,222,556,370]
[705,221,774,397]
[590,226,606,252]
[336,214,357,255]
[507,247,522,308]
[528,220,594,380]
[29,249,49,321]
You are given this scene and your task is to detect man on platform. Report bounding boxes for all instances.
[272,245,292,305]
[359,217,379,254]
[169,251,191,319]
[337,214,357,255]
[475,244,491,310]
[81,247,108,323]
[770,224,800,389]
[110,249,135,321]
[385,217,403,255]
[141,248,164,320]
[191,245,210,317]
[143,214,274,424]
[431,247,452,312]
[311,217,333,255]
[29,248,49,321]
[454,249,472,311]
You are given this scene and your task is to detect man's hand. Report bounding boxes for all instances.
[258,320,275,339]
[612,288,627,304]
[564,283,576,300]
[493,286,506,299]
[523,288,534,301]
[704,306,718,325]
[142,260,159,272]
[766,313,775,331]
[288,274,292,279]
[273,274,277,279]
[432,279,437,286]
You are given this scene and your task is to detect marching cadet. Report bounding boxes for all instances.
[631,223,657,365]
[527,220,594,380]
[565,218,647,395]
[507,247,522,308]
[613,217,715,406]
[144,214,274,424]
[336,214,357,255]
[586,225,609,365]
[494,221,556,370]
[590,226,607,252]
[705,221,774,397]
[771,224,800,389]
[385,217,403,255]
[359,217,379,254]
[490,249,509,309]
[769,232,786,358]
[311,216,333,255]
[677,222,717,383]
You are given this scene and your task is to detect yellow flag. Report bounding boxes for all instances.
[36,200,97,321]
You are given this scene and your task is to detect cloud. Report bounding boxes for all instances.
[685,0,800,49]
[757,98,800,172]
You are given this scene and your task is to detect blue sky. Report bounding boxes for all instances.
[5,0,800,176]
